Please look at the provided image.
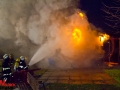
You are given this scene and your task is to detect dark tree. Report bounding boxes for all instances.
[102,0,120,36]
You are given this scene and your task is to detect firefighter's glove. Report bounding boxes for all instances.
[19,66,23,68]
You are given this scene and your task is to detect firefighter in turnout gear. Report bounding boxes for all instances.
[2,54,12,83]
[17,56,28,82]
[12,58,20,83]
[9,54,15,67]
[18,56,28,71]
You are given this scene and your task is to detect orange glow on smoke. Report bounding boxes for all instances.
[72,28,81,42]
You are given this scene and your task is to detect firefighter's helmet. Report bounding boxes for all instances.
[20,56,25,60]
[3,54,9,60]
[16,58,20,62]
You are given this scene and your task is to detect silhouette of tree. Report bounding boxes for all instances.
[102,0,120,36]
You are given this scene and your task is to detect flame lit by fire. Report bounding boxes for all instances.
[104,34,109,40]
[100,36,104,42]
[72,28,81,42]
[79,12,84,18]
[99,33,110,46]
[99,34,109,42]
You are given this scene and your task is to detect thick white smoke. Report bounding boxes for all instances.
[0,0,37,59]
[0,0,104,68]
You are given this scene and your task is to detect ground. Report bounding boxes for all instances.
[32,67,120,90]
[37,68,117,84]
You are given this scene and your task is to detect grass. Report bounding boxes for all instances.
[104,69,120,87]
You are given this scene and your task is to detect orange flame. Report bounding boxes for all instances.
[99,34,110,46]
[99,34,109,43]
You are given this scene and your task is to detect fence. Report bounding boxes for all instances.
[27,72,39,90]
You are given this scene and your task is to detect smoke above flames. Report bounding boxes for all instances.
[0,0,105,69]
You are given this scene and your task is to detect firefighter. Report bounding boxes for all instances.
[18,56,28,71]
[2,54,12,83]
[9,54,15,67]
[17,56,28,82]
[12,58,20,83]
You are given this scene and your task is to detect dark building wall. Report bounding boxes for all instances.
[110,39,119,63]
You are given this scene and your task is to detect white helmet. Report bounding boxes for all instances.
[20,56,25,60]
[3,54,9,59]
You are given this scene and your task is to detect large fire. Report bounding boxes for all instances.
[72,12,110,46]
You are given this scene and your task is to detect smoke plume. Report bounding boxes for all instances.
[0,0,104,68]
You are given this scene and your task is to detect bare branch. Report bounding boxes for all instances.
[102,0,120,34]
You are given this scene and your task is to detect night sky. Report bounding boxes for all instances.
[80,0,120,37]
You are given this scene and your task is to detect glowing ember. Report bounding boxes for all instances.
[79,12,84,17]
[72,28,81,42]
